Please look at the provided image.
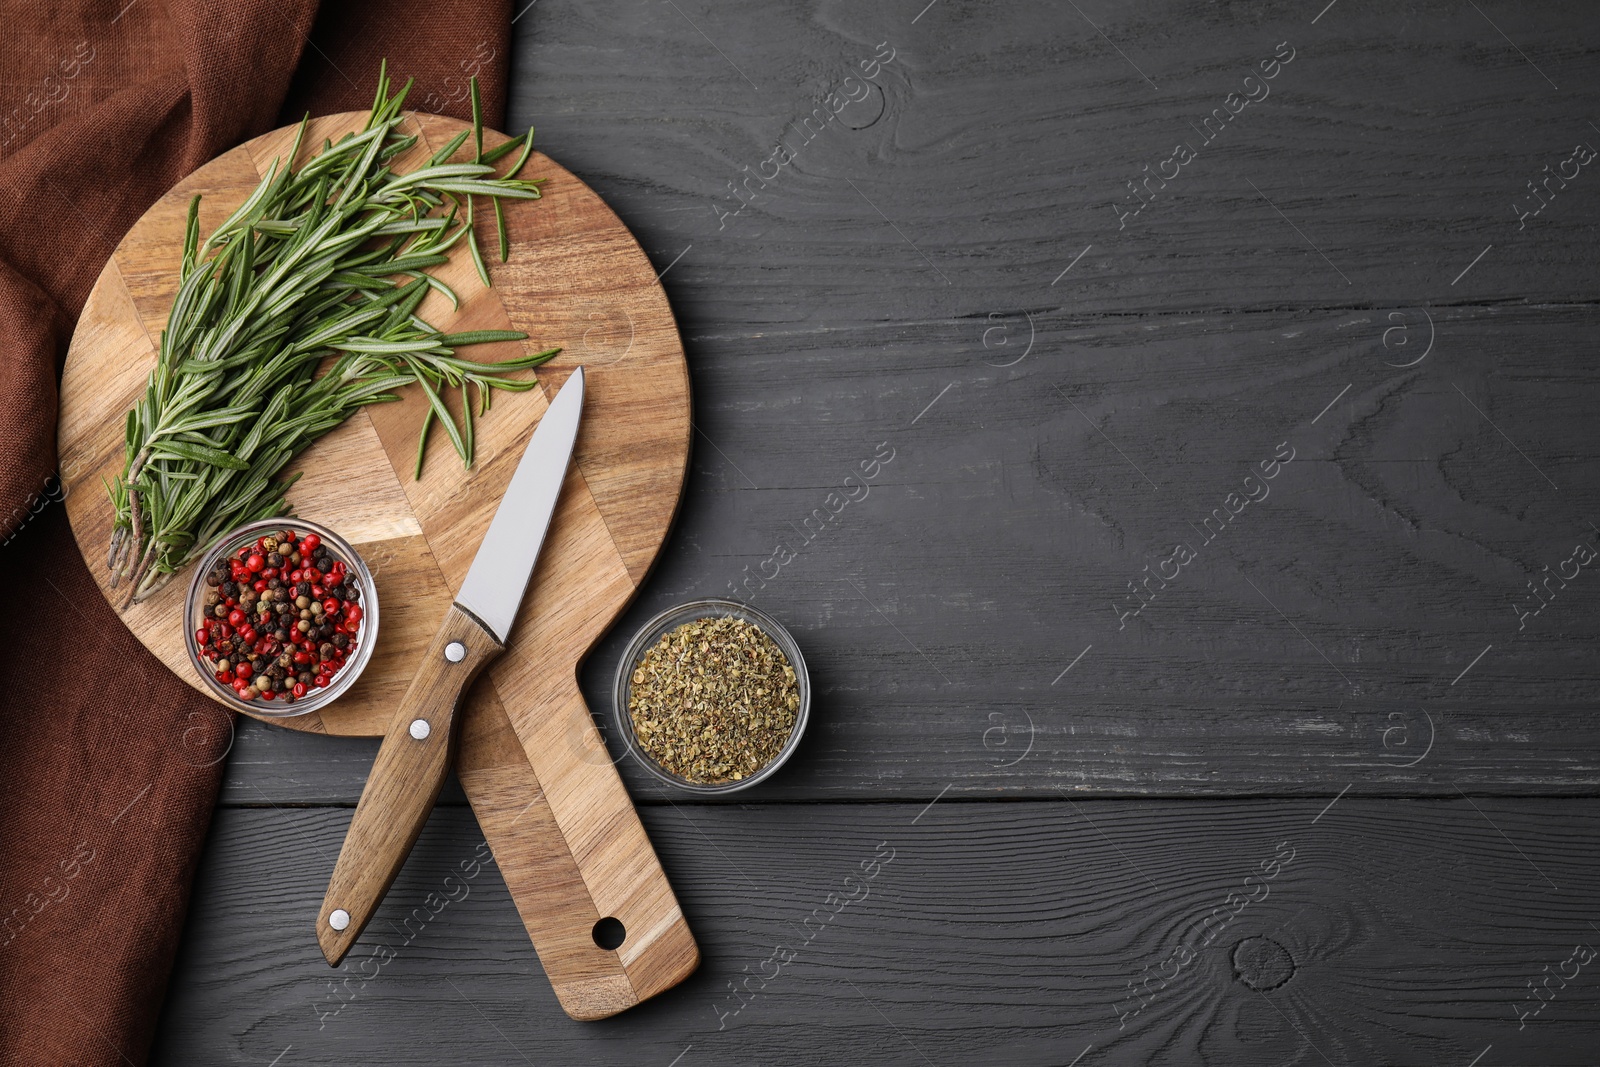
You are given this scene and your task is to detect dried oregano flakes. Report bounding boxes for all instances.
[627,616,800,784]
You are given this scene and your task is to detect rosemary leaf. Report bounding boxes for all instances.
[107,63,559,602]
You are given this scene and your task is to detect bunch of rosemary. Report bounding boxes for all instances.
[107,64,556,603]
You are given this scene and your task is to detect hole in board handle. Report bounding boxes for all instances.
[592,916,626,950]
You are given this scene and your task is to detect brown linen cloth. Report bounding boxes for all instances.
[0,3,512,1063]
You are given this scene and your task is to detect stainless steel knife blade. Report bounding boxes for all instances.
[456,365,585,642]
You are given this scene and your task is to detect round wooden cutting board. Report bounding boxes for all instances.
[57,112,698,1020]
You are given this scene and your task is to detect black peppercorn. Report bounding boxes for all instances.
[297,670,314,685]
[221,581,239,598]
[296,581,312,598]
[332,633,349,649]
[342,583,360,601]
[267,577,283,590]
[266,552,283,568]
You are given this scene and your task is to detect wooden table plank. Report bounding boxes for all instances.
[222,302,1600,801]
[152,800,1600,1064]
[507,0,1600,323]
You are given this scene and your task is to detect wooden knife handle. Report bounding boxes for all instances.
[317,603,504,966]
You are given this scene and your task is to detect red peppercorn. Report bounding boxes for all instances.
[235,662,252,680]
[251,579,267,593]
[246,553,265,573]
[226,609,245,627]
[240,626,257,644]
[292,682,308,698]
[263,567,278,579]
[321,597,339,614]
[345,605,363,624]
[304,567,321,584]
[301,534,321,554]
[196,629,209,647]
[293,651,311,665]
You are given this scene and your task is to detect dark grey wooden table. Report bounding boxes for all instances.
[151,2,1600,1063]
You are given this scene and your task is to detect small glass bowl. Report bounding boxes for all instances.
[183,518,379,718]
[613,598,810,794]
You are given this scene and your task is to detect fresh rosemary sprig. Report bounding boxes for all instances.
[107,62,555,604]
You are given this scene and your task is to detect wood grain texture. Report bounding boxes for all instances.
[499,0,1600,795]
[318,603,503,966]
[508,0,1600,322]
[214,305,1600,802]
[151,799,1600,1065]
[57,111,697,1017]
[149,0,1600,1061]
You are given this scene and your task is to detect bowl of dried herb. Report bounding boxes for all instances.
[613,599,809,793]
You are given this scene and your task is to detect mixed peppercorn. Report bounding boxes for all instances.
[194,529,364,705]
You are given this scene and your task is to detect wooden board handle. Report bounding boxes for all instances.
[458,681,700,1020]
[318,603,504,965]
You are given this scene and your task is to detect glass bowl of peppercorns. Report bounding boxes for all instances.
[183,518,379,717]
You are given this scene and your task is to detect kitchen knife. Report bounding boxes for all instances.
[317,366,585,966]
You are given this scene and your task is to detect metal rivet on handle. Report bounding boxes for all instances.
[409,719,431,740]
[444,641,466,663]
[329,909,350,931]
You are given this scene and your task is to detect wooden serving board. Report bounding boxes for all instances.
[57,112,698,1020]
